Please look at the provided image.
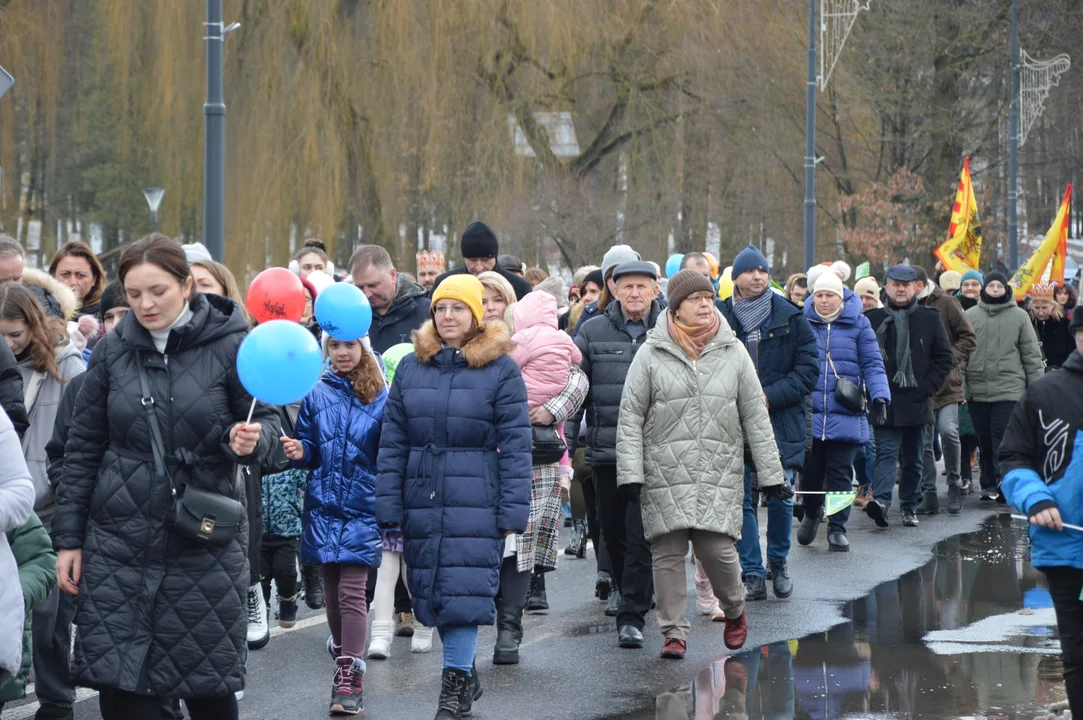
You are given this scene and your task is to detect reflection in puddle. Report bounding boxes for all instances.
[652,515,1067,719]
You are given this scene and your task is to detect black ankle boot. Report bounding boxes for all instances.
[435,667,470,720]
[796,507,822,546]
[525,573,549,612]
[302,564,324,609]
[493,603,523,665]
[459,659,482,717]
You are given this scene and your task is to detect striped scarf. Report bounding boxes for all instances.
[731,290,773,336]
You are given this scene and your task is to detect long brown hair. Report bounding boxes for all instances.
[118,233,191,287]
[49,240,107,309]
[328,338,385,404]
[191,259,255,326]
[0,283,69,382]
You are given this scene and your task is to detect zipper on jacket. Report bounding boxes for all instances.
[822,325,830,441]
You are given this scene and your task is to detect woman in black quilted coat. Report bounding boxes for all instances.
[52,235,278,720]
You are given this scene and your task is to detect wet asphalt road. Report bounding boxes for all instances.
[12,494,1006,720]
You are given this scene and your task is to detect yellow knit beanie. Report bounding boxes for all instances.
[431,274,485,325]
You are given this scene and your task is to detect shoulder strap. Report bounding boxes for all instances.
[136,352,174,490]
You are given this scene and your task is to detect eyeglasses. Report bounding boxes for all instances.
[433,303,469,317]
[685,292,715,303]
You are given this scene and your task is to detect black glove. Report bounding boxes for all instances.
[619,483,642,504]
[378,522,400,530]
[871,398,888,426]
[762,482,794,502]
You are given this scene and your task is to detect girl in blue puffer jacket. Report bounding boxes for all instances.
[281,337,386,717]
[797,274,890,552]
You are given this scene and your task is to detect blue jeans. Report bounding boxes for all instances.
[854,433,877,491]
[737,466,793,579]
[438,625,478,673]
[872,425,925,512]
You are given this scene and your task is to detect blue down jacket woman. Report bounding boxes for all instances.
[376,319,532,629]
[52,293,279,698]
[295,369,386,568]
[804,289,891,444]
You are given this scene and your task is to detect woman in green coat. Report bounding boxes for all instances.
[962,271,1044,500]
[0,512,57,710]
[616,270,791,661]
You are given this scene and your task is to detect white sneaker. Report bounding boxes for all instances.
[367,620,394,659]
[411,623,434,653]
[246,585,270,649]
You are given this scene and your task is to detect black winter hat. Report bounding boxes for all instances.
[1070,305,1083,334]
[582,269,604,292]
[98,280,128,318]
[984,271,1009,288]
[460,221,500,259]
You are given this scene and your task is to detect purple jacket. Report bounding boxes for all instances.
[804,290,890,444]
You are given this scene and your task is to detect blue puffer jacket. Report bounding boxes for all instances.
[717,292,819,469]
[1001,351,1083,570]
[376,320,532,629]
[295,369,386,568]
[804,290,891,444]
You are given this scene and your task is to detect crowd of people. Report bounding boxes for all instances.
[0,221,1079,720]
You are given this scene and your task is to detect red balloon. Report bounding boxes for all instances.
[246,267,306,324]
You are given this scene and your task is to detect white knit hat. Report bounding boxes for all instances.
[806,265,829,293]
[831,261,852,283]
[814,271,845,299]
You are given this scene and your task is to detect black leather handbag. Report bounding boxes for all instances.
[137,354,243,548]
[531,424,567,465]
[826,351,867,414]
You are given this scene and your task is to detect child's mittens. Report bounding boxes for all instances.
[559,464,574,493]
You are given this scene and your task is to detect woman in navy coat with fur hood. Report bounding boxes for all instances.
[376,274,532,720]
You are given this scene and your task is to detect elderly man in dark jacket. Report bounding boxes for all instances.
[915,267,976,515]
[349,245,431,354]
[574,260,661,650]
[866,265,954,528]
[430,221,533,300]
[716,246,814,602]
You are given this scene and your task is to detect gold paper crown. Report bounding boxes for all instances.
[416,250,446,271]
[1028,282,1057,300]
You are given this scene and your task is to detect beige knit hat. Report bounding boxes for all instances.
[853,277,880,301]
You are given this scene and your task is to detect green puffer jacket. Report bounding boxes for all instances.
[0,512,57,703]
[963,297,1045,403]
[616,310,784,542]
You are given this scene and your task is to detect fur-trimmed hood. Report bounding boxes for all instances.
[22,268,78,321]
[412,319,516,368]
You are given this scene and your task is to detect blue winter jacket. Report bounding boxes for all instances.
[295,370,386,568]
[1001,351,1083,570]
[376,320,532,629]
[717,292,819,469]
[803,290,891,445]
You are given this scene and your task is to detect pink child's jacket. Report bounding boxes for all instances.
[511,292,583,408]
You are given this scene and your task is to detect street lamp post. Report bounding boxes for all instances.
[143,187,165,233]
[1008,0,1019,270]
[203,0,240,263]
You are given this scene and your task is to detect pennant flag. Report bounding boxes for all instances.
[855,261,871,280]
[935,157,983,273]
[824,491,857,517]
[1011,184,1072,301]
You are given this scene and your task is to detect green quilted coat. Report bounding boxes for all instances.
[0,512,57,703]
[616,310,785,542]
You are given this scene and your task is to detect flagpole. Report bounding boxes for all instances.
[1008,0,1020,269]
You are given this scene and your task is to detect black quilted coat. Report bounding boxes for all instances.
[52,293,278,698]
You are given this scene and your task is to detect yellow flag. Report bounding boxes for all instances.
[1011,184,1072,301]
[935,157,983,273]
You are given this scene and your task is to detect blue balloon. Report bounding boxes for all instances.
[665,253,684,278]
[314,282,372,341]
[237,320,323,406]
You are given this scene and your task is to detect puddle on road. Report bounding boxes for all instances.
[637,515,1068,720]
